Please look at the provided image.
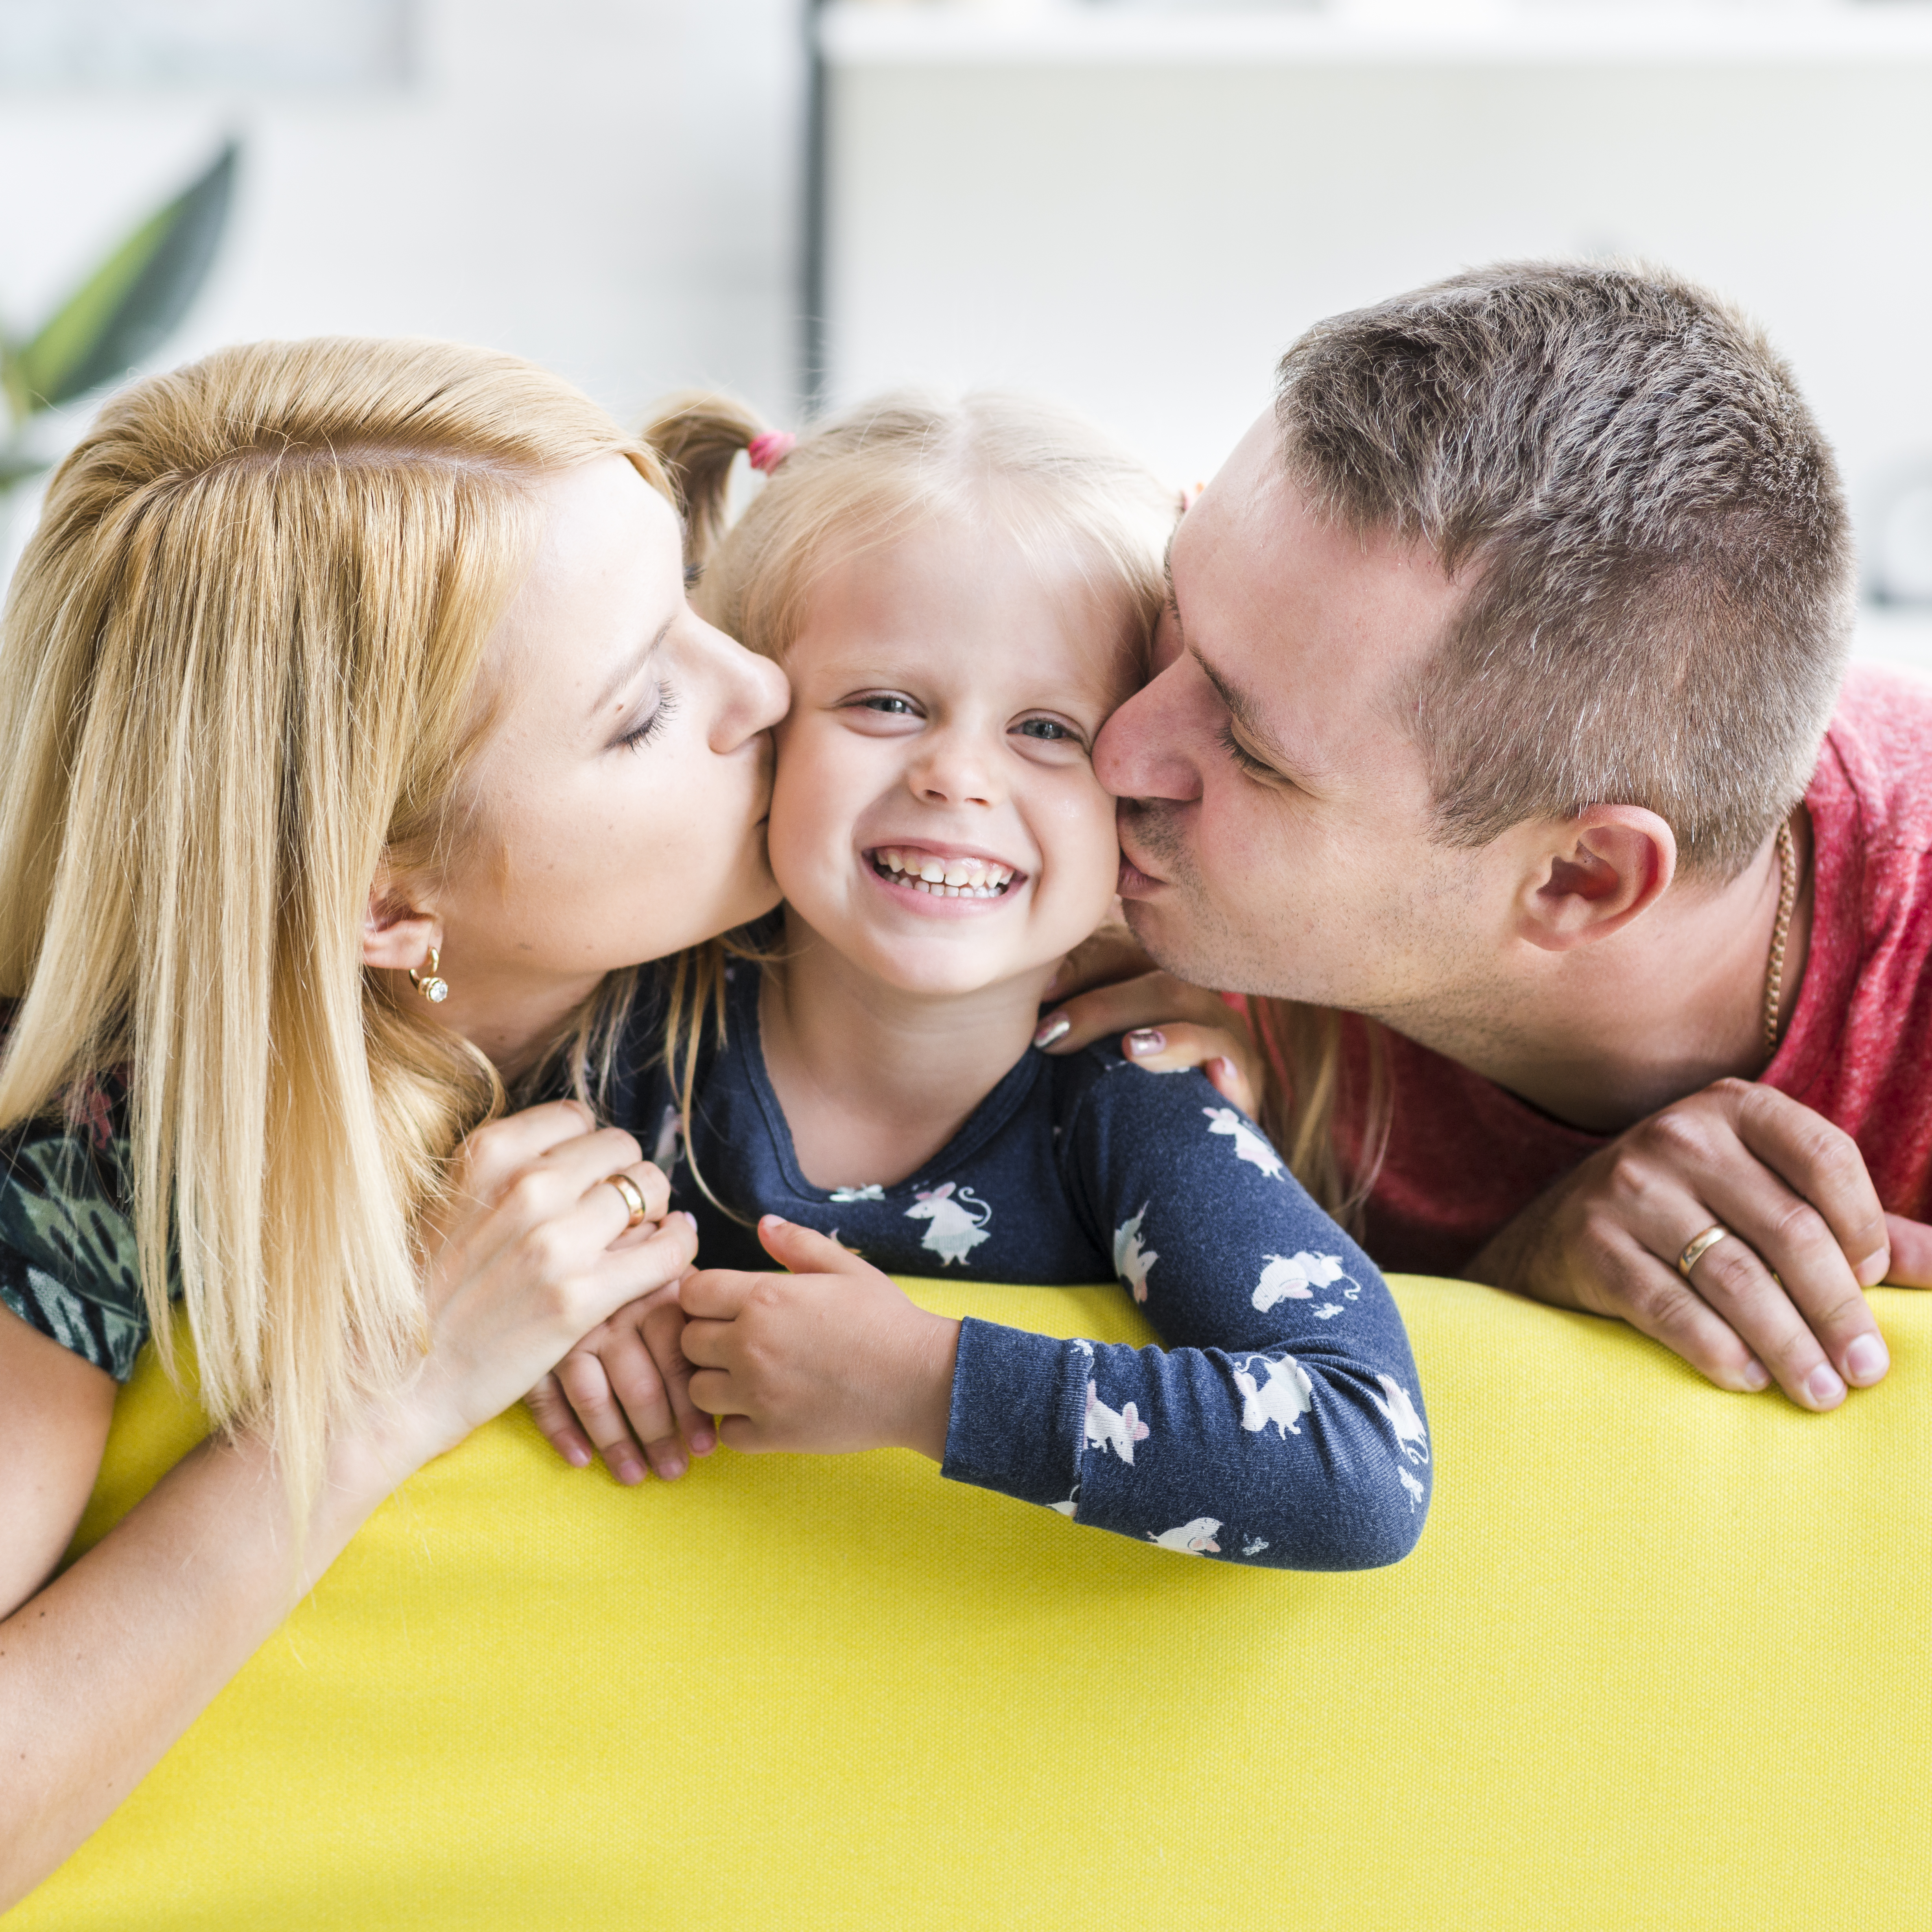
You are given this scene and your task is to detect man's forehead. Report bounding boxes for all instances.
[1171,421,1461,744]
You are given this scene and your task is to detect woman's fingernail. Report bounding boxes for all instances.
[1804,1362,1847,1409]
[1855,1249,1890,1288]
[1125,1028,1165,1058]
[1740,1359,1772,1392]
[678,1211,698,1231]
[611,1452,644,1483]
[657,1456,686,1481]
[565,1442,592,1468]
[690,1429,715,1455]
[1033,1014,1071,1049]
[1844,1332,1890,1386]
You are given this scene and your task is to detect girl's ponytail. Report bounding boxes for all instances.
[641,391,765,570]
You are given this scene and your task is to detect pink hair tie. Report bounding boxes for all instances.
[747,430,796,474]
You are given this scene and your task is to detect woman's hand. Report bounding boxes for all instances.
[524,1283,715,1484]
[1032,922,1263,1117]
[376,1100,700,1475]
[1467,1079,1932,1411]
[0,1096,697,1912]
[678,1217,960,1460]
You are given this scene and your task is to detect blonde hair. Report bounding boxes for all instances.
[0,336,694,1518]
[642,388,1367,1224]
[645,388,1177,666]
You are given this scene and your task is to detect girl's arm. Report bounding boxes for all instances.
[943,1061,1430,1570]
[677,1064,1428,1572]
[0,1102,696,1912]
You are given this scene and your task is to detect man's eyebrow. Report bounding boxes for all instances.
[590,613,674,717]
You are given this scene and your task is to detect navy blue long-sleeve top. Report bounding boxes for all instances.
[602,965,1432,1571]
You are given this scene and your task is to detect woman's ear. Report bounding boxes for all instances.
[1514,805,1677,954]
[362,866,443,973]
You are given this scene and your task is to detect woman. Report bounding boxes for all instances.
[0,337,787,1907]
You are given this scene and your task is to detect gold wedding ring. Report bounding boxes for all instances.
[603,1172,648,1231]
[1677,1223,1733,1279]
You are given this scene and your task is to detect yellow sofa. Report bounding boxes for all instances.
[11,1276,1928,1931]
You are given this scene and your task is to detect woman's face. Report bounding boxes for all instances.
[416,456,789,1070]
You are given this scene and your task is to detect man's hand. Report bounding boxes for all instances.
[1469,1077,1931,1409]
[1034,923,1263,1116]
[678,1218,960,1459]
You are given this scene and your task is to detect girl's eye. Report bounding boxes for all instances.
[1014,717,1079,745]
[619,683,678,751]
[860,694,918,716]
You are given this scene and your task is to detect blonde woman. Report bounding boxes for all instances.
[0,337,787,1907]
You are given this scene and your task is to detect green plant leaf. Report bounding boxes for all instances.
[13,140,238,415]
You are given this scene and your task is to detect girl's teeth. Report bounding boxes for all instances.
[872,848,1016,896]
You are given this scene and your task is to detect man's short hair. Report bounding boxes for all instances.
[1275,262,1853,878]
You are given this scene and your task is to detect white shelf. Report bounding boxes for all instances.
[820,2,1932,69]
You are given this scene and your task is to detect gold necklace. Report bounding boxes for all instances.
[1762,817,1797,1057]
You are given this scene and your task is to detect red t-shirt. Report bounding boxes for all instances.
[1334,665,1932,1276]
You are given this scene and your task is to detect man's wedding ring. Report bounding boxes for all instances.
[1677,1223,1733,1279]
[604,1172,648,1230]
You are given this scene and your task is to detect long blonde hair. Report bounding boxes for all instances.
[645,389,1378,1222]
[0,336,684,1513]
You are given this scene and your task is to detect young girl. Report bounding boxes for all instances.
[532,392,1431,1567]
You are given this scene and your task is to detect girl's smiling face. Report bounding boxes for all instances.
[768,514,1142,998]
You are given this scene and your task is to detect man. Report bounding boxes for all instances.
[1053,261,1932,1411]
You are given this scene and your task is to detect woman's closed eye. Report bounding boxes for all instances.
[616,682,678,752]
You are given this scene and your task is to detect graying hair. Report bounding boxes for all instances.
[1276,261,1853,877]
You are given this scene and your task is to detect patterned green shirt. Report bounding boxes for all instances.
[0,1063,162,1381]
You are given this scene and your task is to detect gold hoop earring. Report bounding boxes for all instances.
[408,948,450,1004]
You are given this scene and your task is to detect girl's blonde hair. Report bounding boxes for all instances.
[645,387,1176,666]
[0,336,699,1517]
[643,388,1375,1222]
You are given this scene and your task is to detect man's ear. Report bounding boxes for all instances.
[362,865,443,974]
[1514,805,1676,954]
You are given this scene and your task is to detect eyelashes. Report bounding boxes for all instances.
[619,682,678,752]
[1216,720,1274,780]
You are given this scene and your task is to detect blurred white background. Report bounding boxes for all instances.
[4,0,1931,671]
[0,0,807,568]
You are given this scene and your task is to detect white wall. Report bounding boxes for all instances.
[0,0,807,559]
[821,14,1932,668]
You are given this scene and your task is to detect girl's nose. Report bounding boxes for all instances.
[910,729,1000,809]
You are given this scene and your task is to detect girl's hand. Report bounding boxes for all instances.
[678,1217,960,1460]
[1034,923,1263,1116]
[524,1281,715,1483]
[381,1102,701,1475]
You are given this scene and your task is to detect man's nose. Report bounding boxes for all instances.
[1094,656,1204,803]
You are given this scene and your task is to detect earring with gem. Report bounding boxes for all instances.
[408,947,450,1004]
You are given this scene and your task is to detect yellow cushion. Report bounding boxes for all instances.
[12,1278,1930,1930]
